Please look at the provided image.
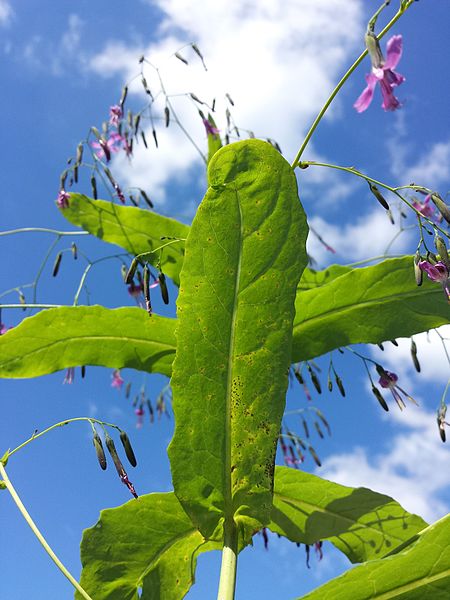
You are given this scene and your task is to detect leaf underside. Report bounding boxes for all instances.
[270,467,427,564]
[298,514,450,600]
[168,139,308,540]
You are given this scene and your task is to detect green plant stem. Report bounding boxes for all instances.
[0,303,61,309]
[291,4,412,167]
[7,417,121,458]
[217,518,238,600]
[299,161,450,239]
[0,227,89,237]
[0,462,93,600]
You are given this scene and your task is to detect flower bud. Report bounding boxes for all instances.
[431,193,450,225]
[52,252,62,277]
[365,30,384,69]
[93,432,107,470]
[90,175,98,199]
[143,264,152,316]
[335,375,346,397]
[125,259,138,285]
[368,182,390,210]
[152,128,158,148]
[175,52,188,65]
[414,252,423,286]
[158,271,169,304]
[308,445,322,467]
[140,190,153,209]
[119,86,128,108]
[314,421,324,439]
[164,106,170,127]
[71,242,78,260]
[410,339,421,373]
[119,431,137,467]
[301,417,309,439]
[372,385,389,411]
[435,235,450,269]
[141,131,148,148]
[307,364,321,394]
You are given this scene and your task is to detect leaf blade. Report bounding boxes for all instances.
[168,139,308,539]
[77,492,219,600]
[61,194,189,285]
[293,257,450,362]
[297,514,450,600]
[270,467,427,564]
[0,306,176,378]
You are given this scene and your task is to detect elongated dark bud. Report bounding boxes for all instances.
[431,193,450,225]
[410,339,421,373]
[335,375,346,397]
[140,190,153,209]
[143,264,152,316]
[125,258,138,284]
[120,431,137,467]
[164,106,170,127]
[71,242,78,260]
[158,271,169,304]
[368,182,390,210]
[308,445,322,467]
[93,432,107,470]
[52,252,63,277]
[90,175,98,199]
[372,385,389,411]
[105,434,138,498]
[307,363,321,394]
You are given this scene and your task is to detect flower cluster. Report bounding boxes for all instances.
[419,260,450,302]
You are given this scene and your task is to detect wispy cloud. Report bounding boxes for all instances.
[320,405,450,522]
[86,0,365,207]
[0,0,12,27]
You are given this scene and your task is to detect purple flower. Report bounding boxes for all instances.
[91,132,123,161]
[0,323,11,335]
[378,369,417,410]
[412,194,441,222]
[419,260,450,301]
[63,367,75,384]
[111,369,124,390]
[354,34,405,113]
[109,105,123,127]
[56,189,70,209]
[202,118,220,136]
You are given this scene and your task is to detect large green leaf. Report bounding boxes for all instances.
[298,514,450,600]
[270,467,427,564]
[0,307,175,378]
[168,139,308,540]
[60,194,189,285]
[77,492,219,600]
[292,256,450,362]
[1,258,448,381]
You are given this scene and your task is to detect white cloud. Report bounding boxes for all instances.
[87,0,365,208]
[0,0,12,26]
[320,405,450,522]
[307,207,413,266]
[370,326,450,385]
[390,137,450,191]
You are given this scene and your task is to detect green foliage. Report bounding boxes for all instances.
[0,307,175,378]
[61,194,189,284]
[168,139,308,541]
[298,514,450,600]
[77,492,219,600]
[270,467,427,564]
[292,256,450,362]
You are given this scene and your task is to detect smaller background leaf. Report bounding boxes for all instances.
[270,467,427,564]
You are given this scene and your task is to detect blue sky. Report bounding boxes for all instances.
[1,1,449,598]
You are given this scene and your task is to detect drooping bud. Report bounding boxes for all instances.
[125,258,138,284]
[90,126,101,140]
[105,434,138,498]
[410,339,421,373]
[307,363,322,394]
[225,93,235,106]
[308,445,322,467]
[335,375,346,397]
[164,106,170,127]
[191,43,207,70]
[437,404,447,443]
[140,190,154,209]
[71,242,78,260]
[81,365,86,378]
[368,182,390,210]
[119,431,137,467]
[19,291,26,310]
[431,193,450,225]
[316,410,331,436]
[414,252,423,286]
[372,385,389,411]
[390,339,398,347]
[294,369,304,385]
[365,30,384,69]
[119,85,128,108]
[314,421,324,439]
[158,271,169,304]
[52,252,62,277]
[134,114,141,136]
[301,417,309,439]
[125,382,132,399]
[90,175,98,199]
[143,264,152,316]
[93,432,107,470]
[327,376,333,392]
[76,143,83,165]
[141,131,148,148]
[175,51,188,65]
[435,235,450,269]
[190,93,204,104]
[152,128,158,148]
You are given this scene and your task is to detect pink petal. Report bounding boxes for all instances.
[384,69,405,88]
[384,35,403,70]
[379,78,401,111]
[353,72,378,113]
